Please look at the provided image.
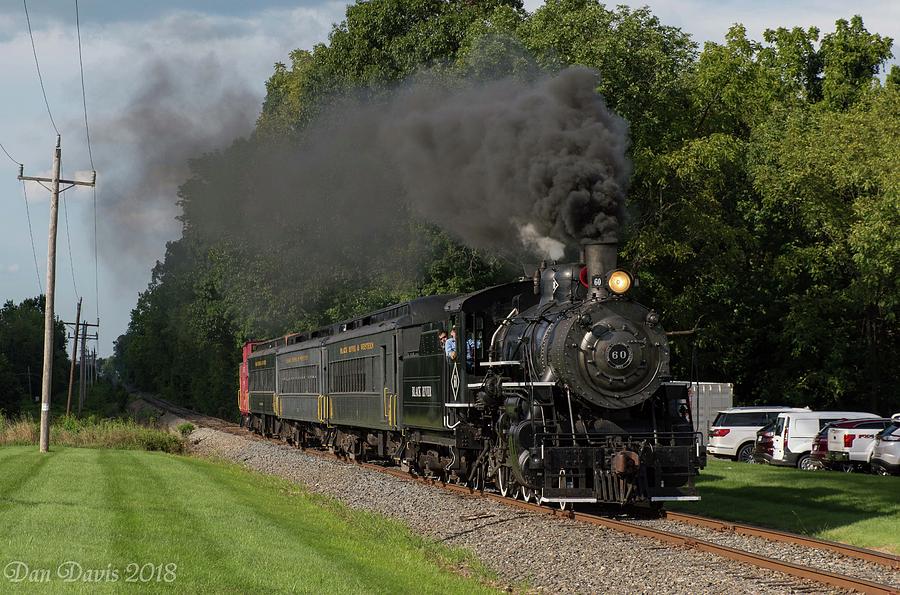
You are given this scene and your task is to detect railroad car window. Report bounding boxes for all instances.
[280,364,319,394]
[419,330,441,355]
[249,368,275,392]
[371,304,410,323]
[329,356,375,393]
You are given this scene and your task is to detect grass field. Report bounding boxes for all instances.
[669,458,900,553]
[0,416,182,453]
[0,446,497,594]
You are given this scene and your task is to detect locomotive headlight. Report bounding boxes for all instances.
[607,270,632,294]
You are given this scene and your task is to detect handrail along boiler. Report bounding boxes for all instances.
[238,241,705,506]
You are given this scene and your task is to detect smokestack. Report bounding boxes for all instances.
[582,241,618,298]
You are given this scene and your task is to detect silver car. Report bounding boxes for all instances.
[870,422,900,476]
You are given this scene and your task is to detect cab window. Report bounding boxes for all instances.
[774,417,786,436]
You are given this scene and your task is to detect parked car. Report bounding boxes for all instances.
[752,421,777,464]
[824,418,894,472]
[708,407,805,462]
[771,410,877,470]
[870,423,900,476]
[809,423,837,469]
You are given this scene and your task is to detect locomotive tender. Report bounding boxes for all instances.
[239,241,705,506]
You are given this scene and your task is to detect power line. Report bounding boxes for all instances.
[60,187,79,299]
[74,0,93,170]
[21,181,43,295]
[75,0,99,328]
[1,141,21,166]
[23,0,60,137]
[92,185,99,326]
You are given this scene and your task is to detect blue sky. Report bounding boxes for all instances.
[0,0,897,356]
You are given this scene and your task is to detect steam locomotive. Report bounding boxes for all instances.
[239,241,705,506]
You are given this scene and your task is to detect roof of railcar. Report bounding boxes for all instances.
[249,294,457,356]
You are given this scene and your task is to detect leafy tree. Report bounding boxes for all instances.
[746,87,899,410]
[0,353,25,415]
[519,1,696,150]
[819,16,893,110]
[0,297,68,414]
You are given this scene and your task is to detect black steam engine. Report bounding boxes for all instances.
[240,241,705,507]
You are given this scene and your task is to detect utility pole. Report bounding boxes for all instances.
[66,297,82,415]
[78,324,87,416]
[76,328,98,415]
[18,136,96,452]
[63,317,98,416]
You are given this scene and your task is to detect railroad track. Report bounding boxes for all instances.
[140,395,899,595]
[662,511,899,570]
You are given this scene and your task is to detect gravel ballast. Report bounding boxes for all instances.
[182,423,875,594]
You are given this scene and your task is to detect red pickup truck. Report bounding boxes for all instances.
[813,418,893,472]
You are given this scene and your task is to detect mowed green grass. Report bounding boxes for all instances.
[668,458,900,553]
[0,446,498,594]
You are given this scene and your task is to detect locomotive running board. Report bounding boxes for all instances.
[466,381,556,389]
[650,496,701,502]
[539,497,598,504]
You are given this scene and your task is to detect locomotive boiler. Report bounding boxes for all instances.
[239,241,705,507]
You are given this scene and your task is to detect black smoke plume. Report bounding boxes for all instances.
[382,67,631,254]
[200,66,631,266]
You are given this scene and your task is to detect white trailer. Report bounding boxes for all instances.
[687,382,734,444]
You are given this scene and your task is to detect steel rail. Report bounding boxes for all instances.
[663,511,900,570]
[140,395,899,595]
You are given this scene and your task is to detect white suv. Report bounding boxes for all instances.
[708,407,806,462]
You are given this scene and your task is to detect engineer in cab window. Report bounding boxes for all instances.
[444,328,458,362]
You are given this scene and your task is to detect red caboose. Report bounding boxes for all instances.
[237,341,255,424]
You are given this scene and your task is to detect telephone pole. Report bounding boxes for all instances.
[76,326,98,416]
[18,136,96,452]
[66,297,82,415]
[78,326,87,415]
[64,314,97,415]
